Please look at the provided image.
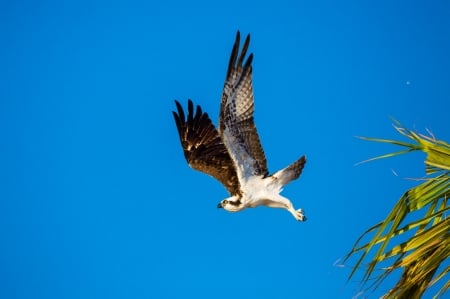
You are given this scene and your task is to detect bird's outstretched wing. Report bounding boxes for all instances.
[173,99,241,196]
[219,31,268,180]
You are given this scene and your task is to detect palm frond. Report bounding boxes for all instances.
[345,121,450,298]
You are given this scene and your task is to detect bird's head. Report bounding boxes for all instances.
[217,196,243,212]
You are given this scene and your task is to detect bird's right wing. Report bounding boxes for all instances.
[173,100,241,196]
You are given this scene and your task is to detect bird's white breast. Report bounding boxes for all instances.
[240,175,282,207]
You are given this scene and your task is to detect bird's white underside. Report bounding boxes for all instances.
[222,127,305,221]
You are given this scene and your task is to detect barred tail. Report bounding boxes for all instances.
[270,156,306,186]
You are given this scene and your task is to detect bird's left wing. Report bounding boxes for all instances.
[218,31,268,180]
[173,100,241,196]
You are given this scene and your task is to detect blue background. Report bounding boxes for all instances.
[1,1,449,298]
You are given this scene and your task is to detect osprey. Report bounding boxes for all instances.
[172,31,307,221]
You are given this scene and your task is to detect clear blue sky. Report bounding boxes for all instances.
[1,1,449,298]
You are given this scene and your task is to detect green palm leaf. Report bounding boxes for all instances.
[345,121,450,298]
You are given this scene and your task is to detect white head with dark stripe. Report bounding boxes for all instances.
[217,195,243,212]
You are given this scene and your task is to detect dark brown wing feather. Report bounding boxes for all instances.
[219,31,268,177]
[173,99,240,196]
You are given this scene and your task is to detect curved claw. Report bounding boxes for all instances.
[295,208,307,222]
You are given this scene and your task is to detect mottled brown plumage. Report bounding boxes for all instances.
[173,31,268,196]
[219,32,268,177]
[172,100,241,196]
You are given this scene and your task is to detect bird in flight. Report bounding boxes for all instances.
[172,31,307,221]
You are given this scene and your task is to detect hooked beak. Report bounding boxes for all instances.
[217,202,223,208]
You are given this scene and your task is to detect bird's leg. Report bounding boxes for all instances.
[290,208,306,222]
[271,195,307,222]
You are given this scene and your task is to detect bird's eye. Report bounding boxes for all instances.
[223,200,229,205]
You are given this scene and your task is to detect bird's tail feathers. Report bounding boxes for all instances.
[271,155,306,186]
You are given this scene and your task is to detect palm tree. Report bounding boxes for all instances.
[344,121,449,298]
